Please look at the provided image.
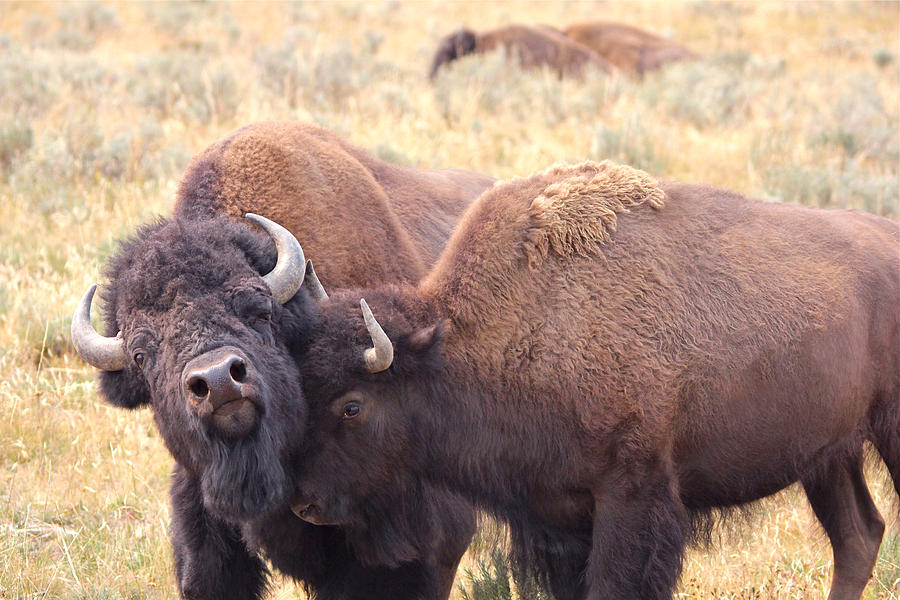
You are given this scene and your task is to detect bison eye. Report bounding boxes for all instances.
[133,352,145,368]
[342,402,361,419]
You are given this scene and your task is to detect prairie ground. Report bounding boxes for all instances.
[0,1,898,599]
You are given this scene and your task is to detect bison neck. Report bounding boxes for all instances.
[415,355,592,528]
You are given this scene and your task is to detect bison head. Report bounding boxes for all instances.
[72,215,320,521]
[428,27,478,79]
[290,290,457,565]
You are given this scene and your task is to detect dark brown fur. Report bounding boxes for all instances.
[100,122,494,600]
[294,161,900,600]
[563,21,696,77]
[428,25,614,80]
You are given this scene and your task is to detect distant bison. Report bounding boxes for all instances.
[72,122,494,600]
[291,161,899,600]
[428,24,614,79]
[563,21,696,77]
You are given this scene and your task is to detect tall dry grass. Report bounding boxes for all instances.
[0,1,897,599]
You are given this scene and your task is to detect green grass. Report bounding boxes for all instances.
[0,1,897,599]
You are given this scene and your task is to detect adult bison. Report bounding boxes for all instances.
[428,24,614,80]
[72,122,494,600]
[562,21,696,77]
[290,161,900,600]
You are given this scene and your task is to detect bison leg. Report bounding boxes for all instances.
[801,451,885,600]
[170,466,269,600]
[586,468,688,600]
[433,510,478,600]
[543,551,588,600]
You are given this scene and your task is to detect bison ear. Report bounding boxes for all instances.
[97,368,151,409]
[397,321,445,374]
[404,320,445,354]
[276,288,319,355]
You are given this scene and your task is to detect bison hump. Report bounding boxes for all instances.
[522,160,665,266]
[420,160,666,330]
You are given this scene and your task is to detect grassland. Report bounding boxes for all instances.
[1,1,898,599]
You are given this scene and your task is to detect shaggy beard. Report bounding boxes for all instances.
[200,422,288,522]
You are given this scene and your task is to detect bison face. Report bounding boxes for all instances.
[292,291,449,565]
[74,215,318,521]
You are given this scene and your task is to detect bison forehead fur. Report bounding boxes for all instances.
[97,216,314,521]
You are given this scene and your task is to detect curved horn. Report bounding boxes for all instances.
[360,298,394,373]
[71,284,128,371]
[245,213,306,304]
[304,260,328,301]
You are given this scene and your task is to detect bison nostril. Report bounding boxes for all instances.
[182,349,251,412]
[188,377,209,399]
[230,359,247,383]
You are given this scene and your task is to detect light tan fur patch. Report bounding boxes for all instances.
[524,160,665,266]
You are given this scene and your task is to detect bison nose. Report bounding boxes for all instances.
[182,347,249,412]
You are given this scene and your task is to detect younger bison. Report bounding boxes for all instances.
[292,161,899,600]
[72,121,494,600]
[428,24,613,80]
[562,21,696,77]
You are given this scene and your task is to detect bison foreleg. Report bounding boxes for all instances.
[586,469,688,600]
[170,466,269,600]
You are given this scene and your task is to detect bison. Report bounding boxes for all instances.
[428,24,614,80]
[562,21,696,77]
[71,122,494,600]
[289,161,900,600]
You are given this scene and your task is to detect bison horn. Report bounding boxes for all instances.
[304,260,328,301]
[245,213,306,305]
[71,284,128,371]
[360,298,394,373]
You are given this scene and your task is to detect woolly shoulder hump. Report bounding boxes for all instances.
[419,160,665,322]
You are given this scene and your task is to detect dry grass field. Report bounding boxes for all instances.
[1,1,898,599]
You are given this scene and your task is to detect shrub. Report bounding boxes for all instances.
[458,549,512,600]
[21,14,50,44]
[254,43,306,109]
[51,28,96,52]
[873,48,896,69]
[642,52,785,129]
[0,53,59,117]
[92,133,134,180]
[0,117,34,173]
[56,3,119,35]
[458,548,555,600]
[144,2,205,37]
[875,533,900,595]
[50,4,119,51]
[763,164,898,218]
[61,55,113,95]
[373,142,414,167]
[811,76,898,168]
[592,118,666,174]
[130,53,238,123]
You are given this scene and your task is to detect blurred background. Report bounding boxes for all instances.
[0,1,897,598]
